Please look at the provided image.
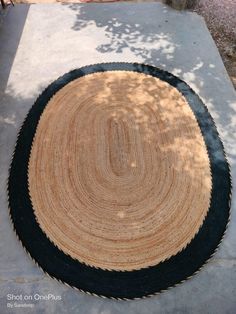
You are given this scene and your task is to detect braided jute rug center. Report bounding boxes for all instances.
[8,63,231,299]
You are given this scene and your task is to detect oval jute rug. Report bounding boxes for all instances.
[8,63,231,299]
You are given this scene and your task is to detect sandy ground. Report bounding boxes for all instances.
[192,0,236,88]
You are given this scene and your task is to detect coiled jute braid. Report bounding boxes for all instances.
[28,71,211,271]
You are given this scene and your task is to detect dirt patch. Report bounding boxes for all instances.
[191,0,236,88]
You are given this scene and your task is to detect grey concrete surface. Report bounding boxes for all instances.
[0,3,236,313]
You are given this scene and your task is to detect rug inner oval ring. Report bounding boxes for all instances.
[28,71,212,271]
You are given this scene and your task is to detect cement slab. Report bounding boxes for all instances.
[0,3,236,313]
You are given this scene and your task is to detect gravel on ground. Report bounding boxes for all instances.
[192,0,236,88]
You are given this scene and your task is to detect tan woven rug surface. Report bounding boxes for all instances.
[28,71,212,271]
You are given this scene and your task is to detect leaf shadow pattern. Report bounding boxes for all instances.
[67,3,178,64]
[63,3,236,167]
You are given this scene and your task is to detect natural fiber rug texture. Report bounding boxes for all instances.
[8,63,231,299]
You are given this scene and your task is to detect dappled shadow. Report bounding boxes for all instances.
[63,3,236,166]
[67,3,178,65]
[25,67,212,270]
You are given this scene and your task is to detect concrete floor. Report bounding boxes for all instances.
[0,3,236,313]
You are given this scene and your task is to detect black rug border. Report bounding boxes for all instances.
[8,62,231,300]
